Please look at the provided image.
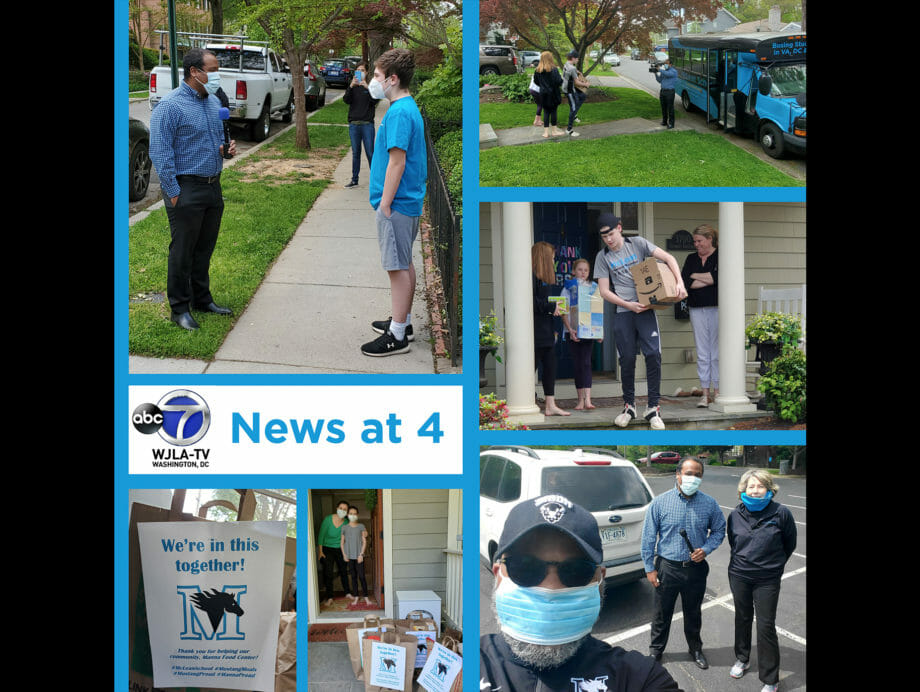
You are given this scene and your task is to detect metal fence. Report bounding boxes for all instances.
[422,114,461,366]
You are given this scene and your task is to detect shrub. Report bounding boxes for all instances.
[758,349,806,423]
[129,69,149,93]
[479,72,531,102]
[420,96,462,142]
[480,393,528,430]
[434,130,462,215]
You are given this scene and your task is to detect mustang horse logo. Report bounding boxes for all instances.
[190,589,244,632]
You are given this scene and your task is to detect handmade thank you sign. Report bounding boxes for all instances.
[577,282,604,339]
[630,258,680,309]
[137,521,287,691]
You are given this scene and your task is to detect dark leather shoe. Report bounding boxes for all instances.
[194,301,232,315]
[170,312,200,330]
[690,650,708,669]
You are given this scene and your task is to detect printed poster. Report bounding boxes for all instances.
[368,640,407,690]
[418,641,462,692]
[137,520,287,691]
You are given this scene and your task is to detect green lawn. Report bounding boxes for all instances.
[128,124,349,359]
[481,87,660,130]
[479,130,804,187]
[305,97,349,124]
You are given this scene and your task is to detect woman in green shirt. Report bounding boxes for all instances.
[318,500,352,606]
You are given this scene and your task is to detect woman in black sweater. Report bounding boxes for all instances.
[342,62,379,188]
[532,241,570,416]
[533,52,564,138]
[726,469,797,692]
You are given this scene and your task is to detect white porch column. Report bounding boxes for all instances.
[501,203,544,423]
[711,202,756,413]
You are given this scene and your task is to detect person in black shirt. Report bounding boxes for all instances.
[481,495,679,692]
[680,224,719,407]
[726,469,796,692]
[532,241,570,416]
[343,61,379,188]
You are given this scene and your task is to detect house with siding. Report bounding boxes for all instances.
[306,489,463,631]
[479,201,806,426]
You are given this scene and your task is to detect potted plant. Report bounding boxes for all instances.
[479,311,504,387]
[480,393,529,430]
[744,311,803,374]
[757,348,806,424]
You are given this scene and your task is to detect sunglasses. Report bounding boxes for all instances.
[501,554,598,588]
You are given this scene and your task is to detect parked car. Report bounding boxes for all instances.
[630,48,641,60]
[603,52,621,66]
[649,50,669,68]
[303,59,327,110]
[319,57,358,87]
[520,50,541,67]
[650,451,681,464]
[129,117,152,202]
[480,446,654,586]
[479,44,522,76]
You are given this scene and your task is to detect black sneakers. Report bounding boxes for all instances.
[361,330,410,357]
[370,318,414,342]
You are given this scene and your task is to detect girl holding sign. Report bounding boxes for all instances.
[318,500,352,607]
[341,505,373,607]
[562,258,602,411]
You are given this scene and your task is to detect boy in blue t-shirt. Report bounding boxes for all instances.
[361,49,428,357]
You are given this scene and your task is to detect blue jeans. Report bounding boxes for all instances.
[566,90,586,130]
[349,122,375,183]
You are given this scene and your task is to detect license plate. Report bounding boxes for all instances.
[600,526,627,543]
[328,69,340,76]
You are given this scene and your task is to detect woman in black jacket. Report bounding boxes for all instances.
[532,242,569,416]
[533,51,564,138]
[726,469,797,692]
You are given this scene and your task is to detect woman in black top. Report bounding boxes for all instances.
[681,224,719,407]
[342,62,379,188]
[533,52,564,138]
[726,469,797,692]
[532,242,570,416]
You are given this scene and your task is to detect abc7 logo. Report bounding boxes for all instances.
[132,390,210,446]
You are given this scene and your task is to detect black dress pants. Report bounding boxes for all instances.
[163,176,224,315]
[729,574,782,685]
[650,557,709,653]
[321,546,350,600]
[659,88,675,127]
[347,558,369,597]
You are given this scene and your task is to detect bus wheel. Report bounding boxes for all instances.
[759,122,786,159]
[681,91,694,112]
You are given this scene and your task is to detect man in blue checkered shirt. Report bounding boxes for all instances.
[149,48,237,331]
[641,456,725,670]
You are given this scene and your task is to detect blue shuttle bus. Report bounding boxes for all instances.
[668,32,805,158]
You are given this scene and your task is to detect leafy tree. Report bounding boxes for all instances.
[240,0,357,149]
[481,0,722,75]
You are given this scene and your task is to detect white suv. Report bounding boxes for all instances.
[480,446,654,586]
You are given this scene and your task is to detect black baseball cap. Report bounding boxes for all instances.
[597,213,621,233]
[567,50,579,58]
[495,494,602,564]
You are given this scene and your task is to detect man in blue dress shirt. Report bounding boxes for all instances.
[149,48,237,331]
[654,57,678,129]
[641,456,725,669]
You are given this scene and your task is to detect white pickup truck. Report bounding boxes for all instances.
[148,31,294,142]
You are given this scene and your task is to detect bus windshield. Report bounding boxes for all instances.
[767,63,806,97]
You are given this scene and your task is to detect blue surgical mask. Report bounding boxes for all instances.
[741,491,773,511]
[196,70,222,96]
[494,575,601,645]
[679,475,702,496]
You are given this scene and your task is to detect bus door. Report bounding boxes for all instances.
[722,51,740,131]
[705,48,720,123]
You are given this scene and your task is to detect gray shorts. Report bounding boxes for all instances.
[376,208,420,271]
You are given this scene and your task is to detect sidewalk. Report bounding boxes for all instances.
[129,101,451,375]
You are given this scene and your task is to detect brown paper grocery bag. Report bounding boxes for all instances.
[346,615,395,679]
[396,610,438,668]
[274,611,296,692]
[362,630,416,692]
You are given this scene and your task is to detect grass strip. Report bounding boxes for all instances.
[479,130,803,187]
[128,125,349,359]
[481,87,660,130]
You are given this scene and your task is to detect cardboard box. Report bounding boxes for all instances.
[630,258,680,309]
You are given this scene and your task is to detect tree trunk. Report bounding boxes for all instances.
[284,45,311,150]
[211,0,224,34]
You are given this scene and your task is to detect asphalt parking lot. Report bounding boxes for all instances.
[480,465,807,690]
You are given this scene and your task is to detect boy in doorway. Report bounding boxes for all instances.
[593,213,687,429]
[361,49,428,357]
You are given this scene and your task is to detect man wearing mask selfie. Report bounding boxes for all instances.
[480,495,679,691]
[640,457,725,669]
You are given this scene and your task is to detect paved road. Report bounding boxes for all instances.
[479,464,808,690]
[128,87,346,216]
